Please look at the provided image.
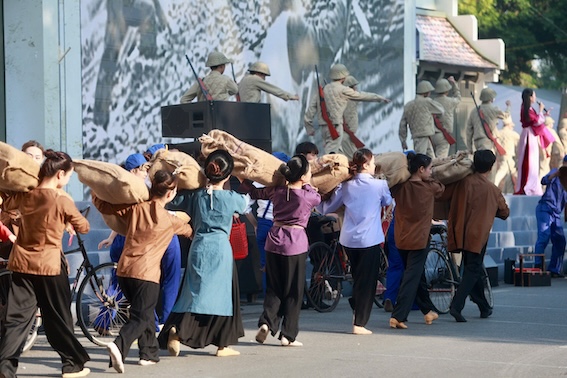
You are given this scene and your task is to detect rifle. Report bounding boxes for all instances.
[230,63,241,102]
[433,115,456,145]
[315,65,339,140]
[185,54,213,103]
[471,92,506,155]
[342,119,365,148]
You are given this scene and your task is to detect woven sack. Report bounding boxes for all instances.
[148,149,206,190]
[431,151,474,185]
[199,130,286,186]
[74,160,149,204]
[0,142,40,192]
[310,154,351,195]
[374,152,410,188]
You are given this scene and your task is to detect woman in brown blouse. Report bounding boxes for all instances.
[389,152,444,329]
[0,150,91,378]
[93,170,193,373]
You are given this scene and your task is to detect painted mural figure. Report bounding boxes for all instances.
[431,77,461,158]
[180,52,239,103]
[304,64,390,154]
[398,81,444,158]
[539,116,564,177]
[238,62,299,103]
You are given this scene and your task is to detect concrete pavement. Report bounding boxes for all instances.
[11,278,567,377]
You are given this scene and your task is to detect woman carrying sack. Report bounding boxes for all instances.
[240,155,321,347]
[158,150,248,357]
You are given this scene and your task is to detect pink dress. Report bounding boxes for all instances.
[515,107,554,195]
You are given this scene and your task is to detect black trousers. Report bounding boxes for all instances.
[344,245,381,327]
[259,252,306,342]
[115,277,160,363]
[0,263,89,377]
[392,248,436,322]
[451,245,490,313]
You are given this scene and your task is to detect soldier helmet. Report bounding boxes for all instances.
[416,81,435,94]
[545,116,555,127]
[343,75,359,87]
[206,51,232,67]
[434,79,452,94]
[479,88,497,102]
[249,61,271,76]
[329,64,349,80]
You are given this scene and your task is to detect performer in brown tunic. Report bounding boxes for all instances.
[440,150,509,322]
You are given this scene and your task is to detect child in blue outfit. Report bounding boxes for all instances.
[534,155,567,277]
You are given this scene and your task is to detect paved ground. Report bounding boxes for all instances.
[11,278,567,377]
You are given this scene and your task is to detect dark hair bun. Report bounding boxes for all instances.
[281,154,309,183]
[204,149,234,184]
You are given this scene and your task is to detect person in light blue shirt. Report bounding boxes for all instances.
[318,148,392,335]
[534,155,567,276]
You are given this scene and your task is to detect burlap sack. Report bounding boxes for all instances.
[0,142,40,192]
[310,154,351,194]
[199,130,286,186]
[148,149,206,190]
[431,151,474,185]
[74,160,149,204]
[374,152,410,188]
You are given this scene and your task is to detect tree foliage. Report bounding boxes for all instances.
[459,0,567,89]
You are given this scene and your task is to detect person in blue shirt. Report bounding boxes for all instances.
[534,155,567,277]
[318,148,392,334]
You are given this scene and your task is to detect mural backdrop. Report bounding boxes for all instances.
[81,0,405,164]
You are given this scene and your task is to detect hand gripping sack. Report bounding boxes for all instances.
[148,149,207,190]
[229,218,248,260]
[310,154,351,195]
[199,130,286,186]
[0,142,40,192]
[374,152,410,188]
[431,151,474,185]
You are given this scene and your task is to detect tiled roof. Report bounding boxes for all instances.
[416,15,497,69]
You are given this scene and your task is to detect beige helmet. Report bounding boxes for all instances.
[434,79,452,94]
[343,75,359,87]
[205,51,232,67]
[545,116,555,127]
[416,81,435,94]
[479,88,496,102]
[329,64,349,80]
[249,61,271,76]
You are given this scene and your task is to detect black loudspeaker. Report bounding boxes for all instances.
[161,101,272,145]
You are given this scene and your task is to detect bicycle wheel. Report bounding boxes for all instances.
[76,262,130,346]
[482,265,494,309]
[305,242,342,313]
[22,309,42,353]
[424,248,456,314]
[374,248,388,308]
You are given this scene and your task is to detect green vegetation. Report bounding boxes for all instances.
[459,0,567,89]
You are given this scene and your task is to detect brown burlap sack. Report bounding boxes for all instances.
[310,154,351,194]
[0,142,40,192]
[74,160,149,204]
[431,151,474,185]
[374,152,410,188]
[199,130,286,186]
[148,149,207,190]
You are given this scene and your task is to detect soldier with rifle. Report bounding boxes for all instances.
[180,51,238,103]
[237,62,299,103]
[304,64,390,154]
[431,77,460,158]
[398,81,444,158]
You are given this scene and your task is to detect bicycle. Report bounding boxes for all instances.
[0,206,130,349]
[424,223,494,314]
[304,215,388,313]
